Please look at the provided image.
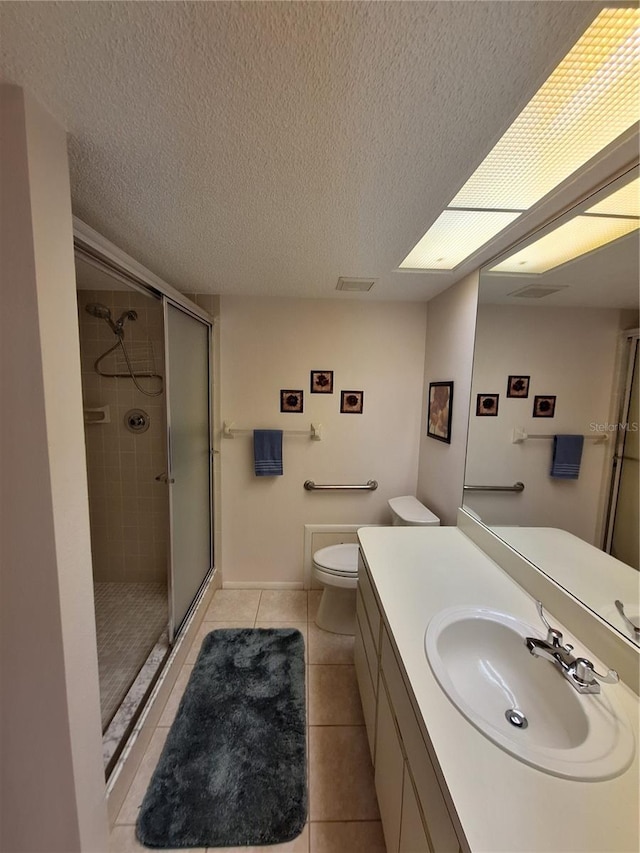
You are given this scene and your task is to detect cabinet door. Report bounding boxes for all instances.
[354,614,377,762]
[400,765,432,853]
[375,678,404,853]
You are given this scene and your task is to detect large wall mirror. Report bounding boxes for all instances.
[464,166,639,646]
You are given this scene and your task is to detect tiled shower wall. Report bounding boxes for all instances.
[78,289,169,583]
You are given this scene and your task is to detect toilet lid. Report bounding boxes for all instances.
[388,495,440,525]
[313,543,359,575]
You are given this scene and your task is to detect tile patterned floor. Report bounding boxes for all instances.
[110,589,387,853]
[95,582,167,730]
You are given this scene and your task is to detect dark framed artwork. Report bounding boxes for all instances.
[476,393,499,417]
[533,395,556,418]
[427,381,453,443]
[340,390,364,414]
[310,370,334,394]
[507,375,530,398]
[280,389,303,413]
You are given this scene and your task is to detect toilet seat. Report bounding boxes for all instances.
[313,543,359,577]
[312,543,359,634]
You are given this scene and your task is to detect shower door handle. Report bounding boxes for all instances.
[155,472,175,484]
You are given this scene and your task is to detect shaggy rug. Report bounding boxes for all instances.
[136,628,307,848]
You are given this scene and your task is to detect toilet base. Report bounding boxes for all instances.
[315,586,356,635]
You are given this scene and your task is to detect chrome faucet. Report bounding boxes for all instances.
[525,602,619,695]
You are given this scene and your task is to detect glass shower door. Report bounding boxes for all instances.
[164,300,212,640]
[607,335,639,570]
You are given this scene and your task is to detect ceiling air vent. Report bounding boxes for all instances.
[508,284,569,299]
[336,277,376,292]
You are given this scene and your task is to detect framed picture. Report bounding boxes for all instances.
[310,370,334,394]
[280,389,303,413]
[427,381,453,443]
[340,390,364,414]
[476,393,499,417]
[533,395,556,418]
[507,375,530,398]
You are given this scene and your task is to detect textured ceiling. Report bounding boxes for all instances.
[0,1,609,300]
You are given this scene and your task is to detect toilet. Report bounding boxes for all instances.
[312,496,440,634]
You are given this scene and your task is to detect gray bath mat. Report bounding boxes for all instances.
[136,628,307,848]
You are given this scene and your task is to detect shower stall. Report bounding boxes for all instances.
[75,245,213,773]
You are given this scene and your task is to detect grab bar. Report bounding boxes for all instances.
[463,482,525,492]
[304,480,378,491]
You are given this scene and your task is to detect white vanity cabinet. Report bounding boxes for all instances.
[357,526,640,853]
[355,552,463,853]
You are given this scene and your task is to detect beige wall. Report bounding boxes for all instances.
[465,304,621,544]
[0,85,108,851]
[77,289,169,583]
[417,272,479,525]
[219,296,427,584]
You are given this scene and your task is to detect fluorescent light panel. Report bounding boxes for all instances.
[400,210,520,269]
[490,217,638,275]
[586,179,639,217]
[400,8,640,270]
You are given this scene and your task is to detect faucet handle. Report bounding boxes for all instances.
[574,658,619,686]
[535,601,564,647]
[615,600,640,640]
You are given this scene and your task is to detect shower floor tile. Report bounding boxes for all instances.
[94,582,167,730]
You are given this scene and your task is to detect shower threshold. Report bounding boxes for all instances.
[102,633,170,775]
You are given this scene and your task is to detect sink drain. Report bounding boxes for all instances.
[505,708,528,729]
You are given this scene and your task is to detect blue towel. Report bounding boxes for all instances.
[550,435,584,479]
[253,430,283,477]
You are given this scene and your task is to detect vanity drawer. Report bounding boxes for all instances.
[358,553,382,650]
[400,764,431,853]
[381,629,460,853]
[354,612,377,761]
[356,588,379,693]
[375,675,404,853]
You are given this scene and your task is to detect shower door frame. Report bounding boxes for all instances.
[163,296,214,642]
[73,217,215,645]
[603,329,640,560]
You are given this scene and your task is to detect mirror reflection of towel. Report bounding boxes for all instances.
[254,430,283,476]
[550,435,584,479]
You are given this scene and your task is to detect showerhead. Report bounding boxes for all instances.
[85,303,112,321]
[116,310,138,325]
[85,303,137,336]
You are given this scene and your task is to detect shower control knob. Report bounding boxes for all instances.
[124,408,150,433]
[155,472,175,484]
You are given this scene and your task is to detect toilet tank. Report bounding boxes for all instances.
[388,495,440,526]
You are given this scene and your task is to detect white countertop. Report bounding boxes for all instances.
[358,526,640,853]
[491,527,640,644]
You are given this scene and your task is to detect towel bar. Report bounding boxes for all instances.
[304,480,378,491]
[512,427,608,444]
[223,421,322,440]
[463,482,525,492]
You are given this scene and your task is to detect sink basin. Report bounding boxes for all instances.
[425,607,635,780]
